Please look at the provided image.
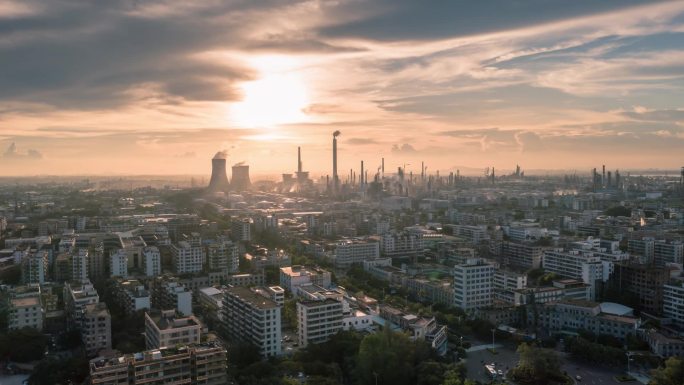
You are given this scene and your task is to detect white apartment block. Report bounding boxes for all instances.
[280,265,332,295]
[114,279,151,314]
[654,241,684,266]
[664,281,684,328]
[297,298,344,347]
[172,241,204,274]
[501,241,543,269]
[542,249,609,300]
[145,310,201,349]
[447,225,489,245]
[110,249,128,278]
[72,248,89,282]
[493,269,527,303]
[8,293,44,331]
[453,258,495,310]
[206,240,239,272]
[143,246,161,277]
[21,250,48,285]
[158,281,193,316]
[381,231,424,256]
[82,303,112,356]
[222,286,281,357]
[333,240,380,269]
[232,218,252,242]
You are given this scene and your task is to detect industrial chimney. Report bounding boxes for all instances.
[332,131,341,194]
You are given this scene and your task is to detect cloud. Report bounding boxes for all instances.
[347,137,380,145]
[3,142,43,159]
[391,143,417,153]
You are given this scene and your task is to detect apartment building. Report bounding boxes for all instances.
[206,239,239,272]
[113,279,151,315]
[21,249,49,285]
[663,281,684,328]
[222,286,281,357]
[280,265,332,295]
[145,310,202,349]
[142,246,161,277]
[453,258,495,310]
[89,342,227,385]
[82,303,112,356]
[8,286,44,331]
[172,241,205,274]
[297,298,344,347]
[501,241,543,270]
[333,239,380,269]
[151,276,193,316]
[110,249,128,278]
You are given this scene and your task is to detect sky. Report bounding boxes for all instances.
[1,0,684,178]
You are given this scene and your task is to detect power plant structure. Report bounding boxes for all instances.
[295,146,310,184]
[231,163,251,192]
[332,130,340,194]
[208,151,230,192]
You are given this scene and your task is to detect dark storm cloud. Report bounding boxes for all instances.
[0,0,349,110]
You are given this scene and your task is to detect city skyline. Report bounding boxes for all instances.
[2,0,684,176]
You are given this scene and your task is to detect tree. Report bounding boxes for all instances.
[356,328,418,385]
[28,357,89,385]
[0,327,48,362]
[510,343,564,385]
[649,357,684,385]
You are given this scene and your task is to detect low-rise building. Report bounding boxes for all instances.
[297,298,344,348]
[144,310,202,349]
[113,279,150,315]
[333,239,380,269]
[89,342,227,385]
[8,291,44,331]
[280,265,331,295]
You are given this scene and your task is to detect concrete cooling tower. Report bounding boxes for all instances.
[208,151,230,192]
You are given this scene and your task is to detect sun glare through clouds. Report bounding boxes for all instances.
[231,55,310,128]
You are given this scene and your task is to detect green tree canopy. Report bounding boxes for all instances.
[649,357,684,385]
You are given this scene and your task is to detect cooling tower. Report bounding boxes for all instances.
[231,163,251,191]
[208,151,230,192]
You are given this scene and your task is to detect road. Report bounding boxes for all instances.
[462,342,628,385]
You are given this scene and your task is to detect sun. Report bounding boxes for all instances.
[231,55,310,127]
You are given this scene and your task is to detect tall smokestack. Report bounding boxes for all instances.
[602,165,606,188]
[361,160,364,187]
[208,151,230,192]
[381,157,385,178]
[298,147,302,173]
[333,131,340,194]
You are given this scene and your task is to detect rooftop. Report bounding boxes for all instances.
[226,286,278,310]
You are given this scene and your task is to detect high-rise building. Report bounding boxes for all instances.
[609,262,671,315]
[171,241,204,274]
[453,258,495,310]
[72,248,89,282]
[206,239,239,272]
[542,249,607,300]
[21,250,48,285]
[142,246,161,277]
[151,276,193,316]
[208,151,230,192]
[222,286,281,357]
[231,218,252,242]
[110,249,128,278]
[82,303,112,356]
[664,281,684,329]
